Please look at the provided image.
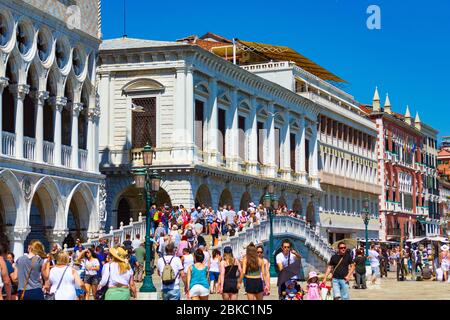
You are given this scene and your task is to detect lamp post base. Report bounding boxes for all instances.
[137,292,158,300]
[140,275,157,293]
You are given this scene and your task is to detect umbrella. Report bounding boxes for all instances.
[331,238,357,250]
[277,258,303,287]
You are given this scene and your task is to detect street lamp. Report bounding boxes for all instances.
[132,143,161,293]
[361,198,370,266]
[264,184,279,277]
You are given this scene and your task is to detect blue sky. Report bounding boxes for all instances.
[102,0,450,139]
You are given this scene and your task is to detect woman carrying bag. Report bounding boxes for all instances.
[16,240,50,300]
[98,247,137,300]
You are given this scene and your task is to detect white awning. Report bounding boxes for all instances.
[406,237,427,244]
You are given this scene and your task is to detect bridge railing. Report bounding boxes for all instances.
[64,214,333,262]
[215,215,334,262]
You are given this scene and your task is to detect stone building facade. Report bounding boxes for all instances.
[0,0,104,256]
[98,37,323,229]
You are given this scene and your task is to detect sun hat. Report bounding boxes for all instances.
[441,245,449,251]
[109,247,128,263]
[308,271,318,281]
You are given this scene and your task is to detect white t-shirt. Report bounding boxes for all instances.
[276,251,296,269]
[209,257,220,273]
[132,239,141,249]
[157,255,184,290]
[368,250,380,267]
[84,258,100,276]
[182,254,194,274]
[99,262,134,288]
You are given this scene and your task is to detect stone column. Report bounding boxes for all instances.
[87,110,95,172]
[94,110,100,172]
[5,226,31,258]
[281,110,291,180]
[298,115,307,184]
[207,78,218,165]
[173,67,186,163]
[10,84,30,159]
[227,87,239,170]
[33,91,49,162]
[71,102,84,169]
[265,102,277,178]
[247,96,258,175]
[185,67,194,162]
[45,229,69,248]
[0,77,9,155]
[310,125,320,188]
[50,97,68,166]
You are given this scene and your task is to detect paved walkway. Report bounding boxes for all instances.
[138,271,450,300]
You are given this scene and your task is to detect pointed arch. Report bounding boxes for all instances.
[65,182,98,241]
[29,176,64,230]
[0,169,25,227]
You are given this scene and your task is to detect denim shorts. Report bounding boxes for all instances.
[371,266,380,276]
[209,271,220,282]
[162,288,180,300]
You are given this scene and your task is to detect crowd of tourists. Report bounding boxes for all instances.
[2,201,450,301]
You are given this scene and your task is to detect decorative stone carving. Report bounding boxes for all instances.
[99,182,107,232]
[22,177,32,201]
[0,77,9,94]
[45,229,69,247]
[31,90,50,104]
[4,226,31,242]
[72,102,84,116]
[9,84,30,100]
[49,96,68,112]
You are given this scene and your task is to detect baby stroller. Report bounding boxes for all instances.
[281,279,303,300]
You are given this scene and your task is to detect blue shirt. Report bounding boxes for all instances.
[191,210,199,222]
[129,255,137,272]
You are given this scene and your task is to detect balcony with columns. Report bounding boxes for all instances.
[0,79,99,173]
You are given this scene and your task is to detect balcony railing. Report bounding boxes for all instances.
[2,131,15,156]
[23,136,36,161]
[62,145,72,167]
[43,141,54,164]
[79,149,88,170]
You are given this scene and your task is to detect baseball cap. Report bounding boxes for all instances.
[223,246,232,254]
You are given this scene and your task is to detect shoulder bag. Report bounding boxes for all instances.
[20,256,37,300]
[96,264,110,300]
[44,266,69,300]
[330,255,346,283]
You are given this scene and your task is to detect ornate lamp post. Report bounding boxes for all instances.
[264,183,279,277]
[361,198,370,266]
[133,143,161,293]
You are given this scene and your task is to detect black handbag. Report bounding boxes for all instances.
[96,265,110,300]
[44,266,69,301]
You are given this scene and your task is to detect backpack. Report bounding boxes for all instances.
[161,256,177,285]
[214,224,220,235]
[153,211,159,222]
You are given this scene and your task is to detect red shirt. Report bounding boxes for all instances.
[210,221,218,235]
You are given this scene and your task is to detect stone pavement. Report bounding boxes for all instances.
[137,271,450,300]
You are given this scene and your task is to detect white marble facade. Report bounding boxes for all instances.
[0,0,104,256]
[98,38,323,229]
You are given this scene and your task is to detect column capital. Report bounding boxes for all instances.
[49,96,68,112]
[30,90,50,104]
[88,107,101,121]
[72,102,84,116]
[5,226,31,242]
[0,77,9,93]
[45,229,69,246]
[9,84,30,100]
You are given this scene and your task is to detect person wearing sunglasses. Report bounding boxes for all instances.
[322,242,355,300]
[256,245,270,296]
[275,240,301,273]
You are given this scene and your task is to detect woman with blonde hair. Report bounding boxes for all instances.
[240,242,269,300]
[16,240,50,300]
[98,247,137,300]
[45,251,85,300]
[218,246,242,300]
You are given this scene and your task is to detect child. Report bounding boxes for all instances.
[305,271,321,300]
[282,279,303,300]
